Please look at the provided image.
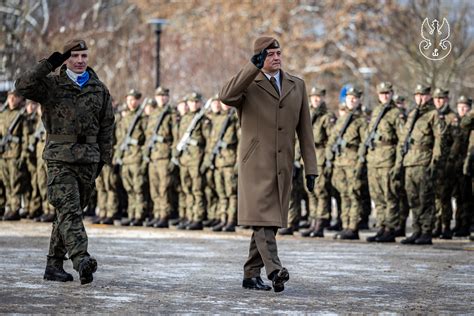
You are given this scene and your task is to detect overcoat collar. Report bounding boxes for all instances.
[254,70,295,102]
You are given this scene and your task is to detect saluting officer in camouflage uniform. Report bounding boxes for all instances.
[432,88,460,239]
[16,39,115,284]
[301,87,336,238]
[0,89,27,221]
[117,89,147,226]
[325,86,368,240]
[364,82,405,243]
[144,86,174,228]
[176,92,210,230]
[395,84,448,245]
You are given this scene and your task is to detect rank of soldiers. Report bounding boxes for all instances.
[1,83,473,244]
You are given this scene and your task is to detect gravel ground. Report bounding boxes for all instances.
[0,220,473,314]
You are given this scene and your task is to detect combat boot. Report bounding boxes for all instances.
[300,219,317,237]
[453,226,470,237]
[376,229,396,243]
[327,219,342,231]
[33,214,43,222]
[44,264,74,282]
[130,218,144,226]
[439,228,452,240]
[78,257,97,285]
[278,226,295,236]
[339,229,359,240]
[394,224,406,237]
[3,210,21,221]
[169,218,181,226]
[203,218,218,227]
[358,220,370,231]
[121,218,133,226]
[101,217,114,225]
[211,222,225,232]
[223,222,236,232]
[154,218,169,228]
[298,220,311,229]
[41,213,55,223]
[432,222,442,238]
[270,267,290,293]
[177,219,189,230]
[310,219,326,238]
[367,228,384,242]
[414,233,432,245]
[400,232,421,245]
[91,216,103,224]
[187,221,204,230]
[145,218,159,227]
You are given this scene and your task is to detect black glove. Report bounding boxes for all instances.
[96,161,105,178]
[251,49,268,69]
[47,50,72,71]
[306,175,317,192]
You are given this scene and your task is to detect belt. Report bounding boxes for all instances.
[47,134,97,144]
[374,140,395,147]
[410,144,432,151]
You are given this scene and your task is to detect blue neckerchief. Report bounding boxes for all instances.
[77,71,90,88]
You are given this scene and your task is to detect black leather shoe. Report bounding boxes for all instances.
[376,229,396,242]
[414,233,433,245]
[223,222,236,232]
[187,221,203,230]
[367,228,384,242]
[242,276,271,291]
[401,232,421,245]
[78,257,97,285]
[271,268,289,293]
[44,265,74,282]
[154,218,169,228]
[101,217,114,225]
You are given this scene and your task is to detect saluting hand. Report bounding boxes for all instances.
[251,49,268,69]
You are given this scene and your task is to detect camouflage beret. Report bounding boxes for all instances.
[346,86,363,97]
[309,87,326,96]
[126,89,142,99]
[253,36,280,54]
[155,86,170,96]
[393,94,406,103]
[433,88,449,98]
[457,95,472,106]
[187,92,203,102]
[413,84,431,95]
[377,82,393,93]
[145,98,158,107]
[63,39,88,53]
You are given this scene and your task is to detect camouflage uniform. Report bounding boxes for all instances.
[25,110,42,218]
[15,59,114,271]
[202,111,219,225]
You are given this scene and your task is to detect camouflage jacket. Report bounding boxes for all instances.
[326,108,368,168]
[0,107,29,160]
[396,102,447,168]
[144,104,174,161]
[15,61,115,164]
[115,108,146,165]
[310,103,336,167]
[203,110,239,168]
[365,101,406,168]
[460,110,474,176]
[438,104,461,169]
[175,111,210,167]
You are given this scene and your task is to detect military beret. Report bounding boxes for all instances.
[126,89,142,99]
[187,92,203,102]
[346,86,363,97]
[433,88,449,98]
[413,84,431,95]
[177,97,188,104]
[393,94,406,103]
[145,98,158,107]
[63,39,88,53]
[310,87,326,96]
[253,36,280,54]
[155,86,170,96]
[377,82,393,93]
[210,93,220,102]
[457,95,472,106]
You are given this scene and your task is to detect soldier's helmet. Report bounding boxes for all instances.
[309,87,326,96]
[433,88,449,98]
[393,94,406,103]
[126,89,142,99]
[187,92,203,102]
[377,82,393,93]
[155,86,170,96]
[346,86,363,98]
[457,95,472,106]
[145,98,158,108]
[413,84,431,95]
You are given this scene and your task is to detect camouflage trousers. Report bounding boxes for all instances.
[121,163,145,220]
[149,159,172,219]
[453,175,473,230]
[46,161,97,270]
[26,159,42,216]
[287,168,304,226]
[404,165,435,234]
[32,156,54,216]
[96,165,118,218]
[331,166,362,231]
[0,177,4,213]
[368,167,399,230]
[433,173,454,231]
[214,166,237,224]
[306,166,331,221]
[0,158,25,212]
[180,164,205,221]
[205,168,218,221]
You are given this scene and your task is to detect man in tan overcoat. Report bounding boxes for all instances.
[220,36,317,292]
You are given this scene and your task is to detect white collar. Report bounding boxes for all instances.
[66,68,86,86]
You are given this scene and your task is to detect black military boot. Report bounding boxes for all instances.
[339,229,359,240]
[187,221,204,230]
[154,218,169,228]
[145,218,159,227]
[211,222,225,232]
[270,267,290,293]
[358,220,370,231]
[78,257,97,285]
[121,218,133,226]
[394,224,406,237]
[3,210,21,221]
[310,219,327,238]
[439,228,453,240]
[91,216,104,224]
[203,218,218,227]
[367,228,385,242]
[101,217,114,225]
[414,233,433,245]
[376,229,396,243]
[432,222,442,238]
[327,219,342,231]
[33,214,44,222]
[169,218,181,226]
[400,232,421,245]
[453,226,470,237]
[301,219,317,237]
[278,226,295,236]
[177,219,189,230]
[130,218,144,226]
[44,264,74,282]
[298,220,311,229]
[223,222,236,232]
[41,213,55,223]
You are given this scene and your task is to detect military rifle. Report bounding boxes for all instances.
[359,101,391,160]
[28,121,45,153]
[172,98,212,166]
[400,100,422,159]
[0,107,26,153]
[330,110,355,157]
[143,103,172,163]
[116,98,147,166]
[0,100,7,112]
[208,108,236,170]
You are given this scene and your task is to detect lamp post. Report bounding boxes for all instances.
[358,67,377,112]
[148,18,168,88]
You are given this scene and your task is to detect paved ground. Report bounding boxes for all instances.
[0,221,473,314]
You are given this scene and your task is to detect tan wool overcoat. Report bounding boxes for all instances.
[220,62,317,227]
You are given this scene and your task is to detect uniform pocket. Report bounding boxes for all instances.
[242,139,259,164]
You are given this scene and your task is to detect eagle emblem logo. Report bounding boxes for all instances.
[419,18,451,61]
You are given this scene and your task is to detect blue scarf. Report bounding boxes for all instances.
[66,69,90,88]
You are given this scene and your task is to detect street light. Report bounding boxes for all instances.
[148,18,168,88]
[358,67,377,112]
